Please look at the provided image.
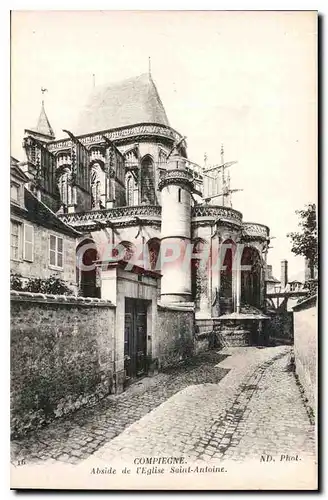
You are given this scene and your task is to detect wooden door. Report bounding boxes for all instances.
[135,305,147,376]
[124,298,148,383]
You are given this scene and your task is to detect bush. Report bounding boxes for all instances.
[41,276,73,295]
[11,274,73,296]
[297,279,318,303]
[304,279,318,296]
[24,277,45,293]
[10,272,24,291]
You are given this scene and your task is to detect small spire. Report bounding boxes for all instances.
[148,56,151,77]
[204,152,208,167]
[220,143,224,165]
[35,88,55,139]
[92,73,96,88]
[41,87,47,105]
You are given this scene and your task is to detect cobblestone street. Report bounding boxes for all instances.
[11,350,228,465]
[11,346,316,468]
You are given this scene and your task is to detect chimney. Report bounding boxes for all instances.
[266,265,273,279]
[280,260,288,290]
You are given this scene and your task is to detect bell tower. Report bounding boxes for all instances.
[159,147,194,304]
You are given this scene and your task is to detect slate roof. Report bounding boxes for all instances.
[11,188,80,238]
[76,73,170,135]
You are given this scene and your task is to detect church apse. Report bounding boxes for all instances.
[17,74,272,353]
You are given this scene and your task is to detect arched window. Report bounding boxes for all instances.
[91,166,101,209]
[125,173,136,207]
[241,246,262,308]
[58,168,70,208]
[112,241,136,262]
[219,239,236,314]
[140,155,156,205]
[76,238,100,298]
[147,238,161,271]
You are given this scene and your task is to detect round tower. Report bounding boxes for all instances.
[159,148,194,303]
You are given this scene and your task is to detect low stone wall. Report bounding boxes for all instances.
[214,318,253,347]
[157,304,195,368]
[293,295,317,413]
[194,319,215,353]
[195,316,269,350]
[11,291,115,437]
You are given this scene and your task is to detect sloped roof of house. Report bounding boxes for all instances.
[10,158,30,183]
[266,276,281,284]
[75,73,170,135]
[11,188,80,238]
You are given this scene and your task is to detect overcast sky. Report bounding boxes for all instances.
[11,10,317,281]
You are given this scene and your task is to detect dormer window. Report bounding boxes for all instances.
[10,182,20,202]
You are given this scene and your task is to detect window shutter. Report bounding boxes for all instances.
[49,235,56,266]
[57,237,63,268]
[24,224,34,262]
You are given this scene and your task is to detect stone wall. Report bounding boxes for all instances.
[293,295,317,413]
[11,291,115,437]
[157,305,195,368]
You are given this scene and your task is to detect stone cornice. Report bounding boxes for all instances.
[241,222,270,241]
[158,169,194,191]
[47,123,183,153]
[191,205,243,227]
[58,205,162,231]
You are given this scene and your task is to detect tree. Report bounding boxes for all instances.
[287,203,318,279]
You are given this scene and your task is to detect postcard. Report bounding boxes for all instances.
[10,10,318,490]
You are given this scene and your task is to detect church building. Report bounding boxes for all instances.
[15,72,271,390]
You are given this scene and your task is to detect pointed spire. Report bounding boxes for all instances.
[35,89,55,139]
[148,56,151,77]
[220,143,224,165]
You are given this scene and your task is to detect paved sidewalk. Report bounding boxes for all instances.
[82,346,316,465]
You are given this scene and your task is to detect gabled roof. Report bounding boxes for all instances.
[11,188,80,238]
[10,159,30,183]
[75,73,170,135]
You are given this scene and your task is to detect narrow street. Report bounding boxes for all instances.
[11,346,315,467]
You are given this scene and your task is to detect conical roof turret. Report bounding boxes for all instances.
[35,101,55,139]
